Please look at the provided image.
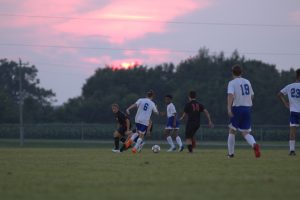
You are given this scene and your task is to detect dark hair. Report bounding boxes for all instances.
[232,64,242,76]
[111,103,119,109]
[165,94,173,99]
[189,90,196,99]
[147,90,154,98]
[296,69,300,79]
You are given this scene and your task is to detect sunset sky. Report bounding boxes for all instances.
[1,0,300,104]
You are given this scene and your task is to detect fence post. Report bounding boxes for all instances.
[81,123,84,141]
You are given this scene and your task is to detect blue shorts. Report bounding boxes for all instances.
[136,123,148,134]
[290,112,300,127]
[165,116,179,129]
[229,106,252,132]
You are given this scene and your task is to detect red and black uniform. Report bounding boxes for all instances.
[115,111,131,136]
[184,100,205,139]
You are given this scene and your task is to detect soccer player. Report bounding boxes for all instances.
[180,91,214,153]
[227,64,260,158]
[278,68,300,156]
[163,94,184,152]
[111,103,131,153]
[125,90,159,153]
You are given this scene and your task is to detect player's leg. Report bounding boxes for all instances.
[112,130,122,152]
[289,112,298,155]
[228,107,239,158]
[124,129,139,149]
[185,123,198,153]
[165,129,176,152]
[172,129,184,152]
[132,124,147,153]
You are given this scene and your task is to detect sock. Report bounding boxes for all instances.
[176,136,183,147]
[244,134,256,147]
[114,137,119,149]
[130,132,139,141]
[120,137,126,143]
[188,144,193,153]
[228,133,235,155]
[192,138,196,149]
[134,138,143,149]
[167,136,175,148]
[290,140,296,151]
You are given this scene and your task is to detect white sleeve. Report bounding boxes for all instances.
[280,85,288,95]
[152,103,158,113]
[227,82,234,94]
[170,104,177,115]
[135,99,141,106]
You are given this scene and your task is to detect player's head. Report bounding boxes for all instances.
[189,90,196,100]
[296,69,300,80]
[165,94,173,104]
[147,90,155,99]
[232,64,242,77]
[111,103,119,113]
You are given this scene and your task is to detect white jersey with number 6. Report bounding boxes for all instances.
[280,82,300,113]
[135,98,158,126]
[227,77,254,107]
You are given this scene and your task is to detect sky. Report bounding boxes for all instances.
[0,0,300,104]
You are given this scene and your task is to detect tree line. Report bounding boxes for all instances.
[0,48,297,125]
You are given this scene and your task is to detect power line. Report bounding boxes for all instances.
[1,42,300,56]
[1,13,300,28]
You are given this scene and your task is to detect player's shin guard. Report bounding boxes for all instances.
[114,137,119,150]
[167,136,175,148]
[289,140,296,151]
[176,136,183,147]
[227,133,235,155]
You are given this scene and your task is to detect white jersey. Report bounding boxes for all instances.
[280,82,300,113]
[167,103,177,118]
[135,98,158,126]
[227,77,254,107]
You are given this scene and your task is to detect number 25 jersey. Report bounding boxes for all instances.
[228,77,254,107]
[280,82,300,113]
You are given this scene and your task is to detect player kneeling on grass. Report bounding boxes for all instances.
[125,90,159,153]
[111,103,131,153]
[180,90,214,153]
[163,94,184,152]
[278,68,300,156]
[227,64,260,158]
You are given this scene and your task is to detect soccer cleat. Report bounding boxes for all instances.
[137,142,145,153]
[289,151,296,156]
[178,145,184,152]
[167,147,176,152]
[125,139,133,149]
[132,147,137,154]
[227,154,234,158]
[112,149,120,153]
[253,143,261,158]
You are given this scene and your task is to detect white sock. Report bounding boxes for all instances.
[134,138,143,149]
[167,136,175,148]
[289,140,295,151]
[176,136,183,147]
[228,133,235,155]
[244,134,256,147]
[130,132,139,141]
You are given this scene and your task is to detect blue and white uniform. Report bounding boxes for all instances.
[165,103,179,129]
[135,98,158,134]
[280,82,300,126]
[228,77,254,132]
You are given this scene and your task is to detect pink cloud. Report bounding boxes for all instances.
[291,11,300,24]
[55,0,211,44]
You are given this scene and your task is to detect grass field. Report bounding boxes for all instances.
[1,144,300,200]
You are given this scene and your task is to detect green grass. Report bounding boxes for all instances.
[1,147,300,200]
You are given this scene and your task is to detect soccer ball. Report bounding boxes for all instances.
[151,145,160,153]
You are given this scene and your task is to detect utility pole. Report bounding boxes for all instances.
[19,59,24,147]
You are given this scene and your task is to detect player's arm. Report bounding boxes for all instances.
[153,104,159,115]
[126,103,137,115]
[277,92,289,109]
[227,93,234,117]
[203,109,214,128]
[180,112,186,120]
[125,118,131,134]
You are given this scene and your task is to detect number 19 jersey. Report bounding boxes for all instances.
[135,98,158,126]
[227,77,254,107]
[280,82,300,113]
